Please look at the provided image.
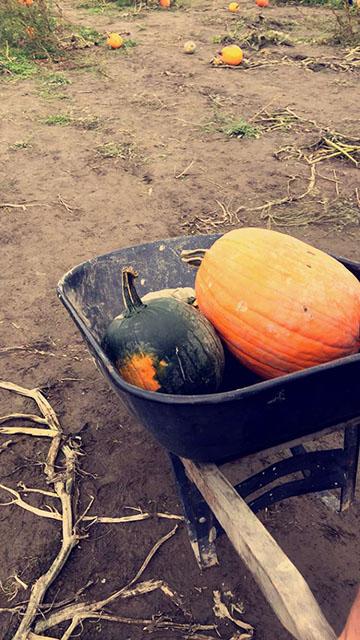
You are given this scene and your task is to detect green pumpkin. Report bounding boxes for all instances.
[102,266,225,394]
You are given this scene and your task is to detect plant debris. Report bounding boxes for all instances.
[0,381,235,640]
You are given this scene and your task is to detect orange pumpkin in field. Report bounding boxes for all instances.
[26,26,36,38]
[160,0,171,7]
[256,0,269,6]
[106,33,123,49]
[182,228,360,379]
[220,44,243,66]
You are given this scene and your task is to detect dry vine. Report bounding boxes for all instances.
[0,381,209,640]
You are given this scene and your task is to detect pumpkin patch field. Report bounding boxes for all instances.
[0,0,359,639]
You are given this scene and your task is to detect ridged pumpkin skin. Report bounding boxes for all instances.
[186,228,360,379]
[103,268,224,394]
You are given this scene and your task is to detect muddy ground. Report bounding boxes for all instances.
[0,0,359,638]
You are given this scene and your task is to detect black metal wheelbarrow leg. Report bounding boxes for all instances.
[170,454,218,568]
[172,421,360,571]
[341,422,360,511]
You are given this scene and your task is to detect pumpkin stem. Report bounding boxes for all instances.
[181,249,207,267]
[122,267,145,313]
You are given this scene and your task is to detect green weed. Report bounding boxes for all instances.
[222,117,261,139]
[43,114,72,125]
[123,38,138,48]
[0,47,38,78]
[44,72,71,86]
[77,26,102,43]
[203,110,261,139]
[43,113,101,128]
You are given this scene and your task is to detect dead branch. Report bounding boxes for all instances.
[0,203,27,210]
[36,526,179,634]
[57,194,78,214]
[59,613,217,636]
[0,382,187,640]
[0,426,59,437]
[0,482,183,524]
[0,413,48,425]
[233,164,316,228]
[0,483,61,520]
[0,381,78,640]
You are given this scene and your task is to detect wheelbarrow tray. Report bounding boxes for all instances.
[57,234,360,463]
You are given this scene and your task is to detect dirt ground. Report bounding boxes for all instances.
[0,0,359,638]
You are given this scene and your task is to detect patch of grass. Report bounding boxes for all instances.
[42,113,102,128]
[97,140,141,161]
[43,72,71,86]
[123,38,138,48]
[222,117,261,139]
[77,26,102,43]
[203,110,261,139]
[115,0,135,7]
[0,0,61,67]
[77,0,115,13]
[0,47,38,79]
[39,88,70,100]
[43,114,72,126]
[38,72,71,99]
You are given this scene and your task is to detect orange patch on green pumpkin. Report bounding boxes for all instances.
[118,353,161,391]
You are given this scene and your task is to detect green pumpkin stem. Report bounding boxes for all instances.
[181,248,207,267]
[122,267,145,313]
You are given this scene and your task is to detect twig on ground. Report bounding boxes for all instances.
[57,194,79,214]
[175,159,195,179]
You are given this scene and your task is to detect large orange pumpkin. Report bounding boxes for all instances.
[182,228,360,379]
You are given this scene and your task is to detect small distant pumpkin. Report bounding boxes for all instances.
[106,33,123,49]
[160,0,171,7]
[220,44,243,66]
[228,2,239,12]
[26,26,36,38]
[183,40,196,54]
[18,0,34,5]
[256,0,269,6]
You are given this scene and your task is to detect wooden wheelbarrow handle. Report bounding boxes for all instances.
[182,459,337,640]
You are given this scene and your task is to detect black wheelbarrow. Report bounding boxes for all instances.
[58,234,360,640]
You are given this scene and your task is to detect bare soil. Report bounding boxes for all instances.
[0,1,359,638]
